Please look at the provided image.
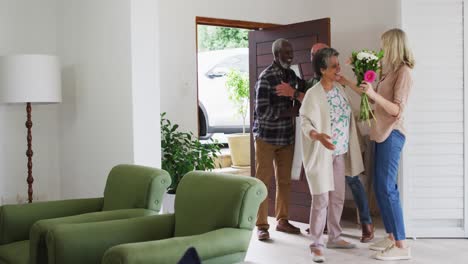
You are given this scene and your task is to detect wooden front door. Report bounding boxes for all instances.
[248,18,330,223]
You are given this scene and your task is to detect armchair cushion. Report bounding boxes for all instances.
[31,208,157,264]
[0,198,103,244]
[102,228,251,264]
[46,214,175,264]
[0,240,29,264]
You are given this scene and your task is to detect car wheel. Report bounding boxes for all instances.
[198,102,212,139]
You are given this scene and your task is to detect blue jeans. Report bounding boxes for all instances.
[345,176,372,225]
[374,130,406,241]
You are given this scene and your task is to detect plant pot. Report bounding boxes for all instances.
[161,192,175,214]
[227,133,250,167]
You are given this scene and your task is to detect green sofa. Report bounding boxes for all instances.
[0,164,171,264]
[44,171,267,264]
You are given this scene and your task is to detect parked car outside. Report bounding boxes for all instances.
[198,48,250,139]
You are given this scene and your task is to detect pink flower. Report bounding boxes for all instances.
[364,70,377,83]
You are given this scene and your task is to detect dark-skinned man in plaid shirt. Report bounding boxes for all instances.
[254,38,306,241]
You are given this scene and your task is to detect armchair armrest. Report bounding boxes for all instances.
[0,197,103,244]
[102,228,252,264]
[46,213,175,264]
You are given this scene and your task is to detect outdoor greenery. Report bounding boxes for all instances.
[225,69,249,134]
[198,25,249,51]
[161,112,221,193]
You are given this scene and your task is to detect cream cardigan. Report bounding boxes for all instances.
[300,82,364,195]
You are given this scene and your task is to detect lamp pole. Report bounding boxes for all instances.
[26,102,34,203]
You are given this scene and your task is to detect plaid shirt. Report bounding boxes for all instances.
[253,62,300,146]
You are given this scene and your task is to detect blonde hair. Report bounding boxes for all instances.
[381,28,415,72]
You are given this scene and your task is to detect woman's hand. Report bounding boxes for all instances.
[309,130,336,151]
[336,74,350,86]
[360,81,377,100]
[336,74,363,95]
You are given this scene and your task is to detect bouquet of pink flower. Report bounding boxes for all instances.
[349,49,384,126]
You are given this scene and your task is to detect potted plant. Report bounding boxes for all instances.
[161,112,221,195]
[225,69,250,167]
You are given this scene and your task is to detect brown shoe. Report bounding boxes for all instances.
[360,223,374,243]
[276,219,301,234]
[257,229,270,241]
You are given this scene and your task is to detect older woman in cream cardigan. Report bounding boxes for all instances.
[300,48,364,263]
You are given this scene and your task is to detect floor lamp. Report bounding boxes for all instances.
[0,55,61,203]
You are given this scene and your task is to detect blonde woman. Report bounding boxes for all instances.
[341,28,415,261]
[300,47,364,263]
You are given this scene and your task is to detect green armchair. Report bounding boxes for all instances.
[45,171,267,264]
[0,164,171,264]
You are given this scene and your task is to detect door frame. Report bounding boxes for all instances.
[194,17,279,138]
[196,16,279,30]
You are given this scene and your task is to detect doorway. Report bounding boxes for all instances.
[248,18,330,223]
[195,17,277,171]
[196,17,277,142]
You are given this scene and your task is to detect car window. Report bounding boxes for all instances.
[205,54,248,78]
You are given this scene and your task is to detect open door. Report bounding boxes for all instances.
[248,18,330,223]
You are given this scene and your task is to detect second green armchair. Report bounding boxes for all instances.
[46,171,267,264]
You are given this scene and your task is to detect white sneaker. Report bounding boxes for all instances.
[374,245,411,261]
[310,248,325,263]
[312,252,325,263]
[369,237,394,251]
[313,254,325,263]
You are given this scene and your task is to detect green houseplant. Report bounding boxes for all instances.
[225,69,249,134]
[225,69,250,167]
[161,112,221,194]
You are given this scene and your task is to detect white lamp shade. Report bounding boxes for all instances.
[0,54,61,103]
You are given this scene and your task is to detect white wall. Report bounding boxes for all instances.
[57,0,135,198]
[158,0,401,134]
[328,0,401,111]
[57,0,161,199]
[0,0,61,203]
[130,0,161,168]
[0,0,162,201]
